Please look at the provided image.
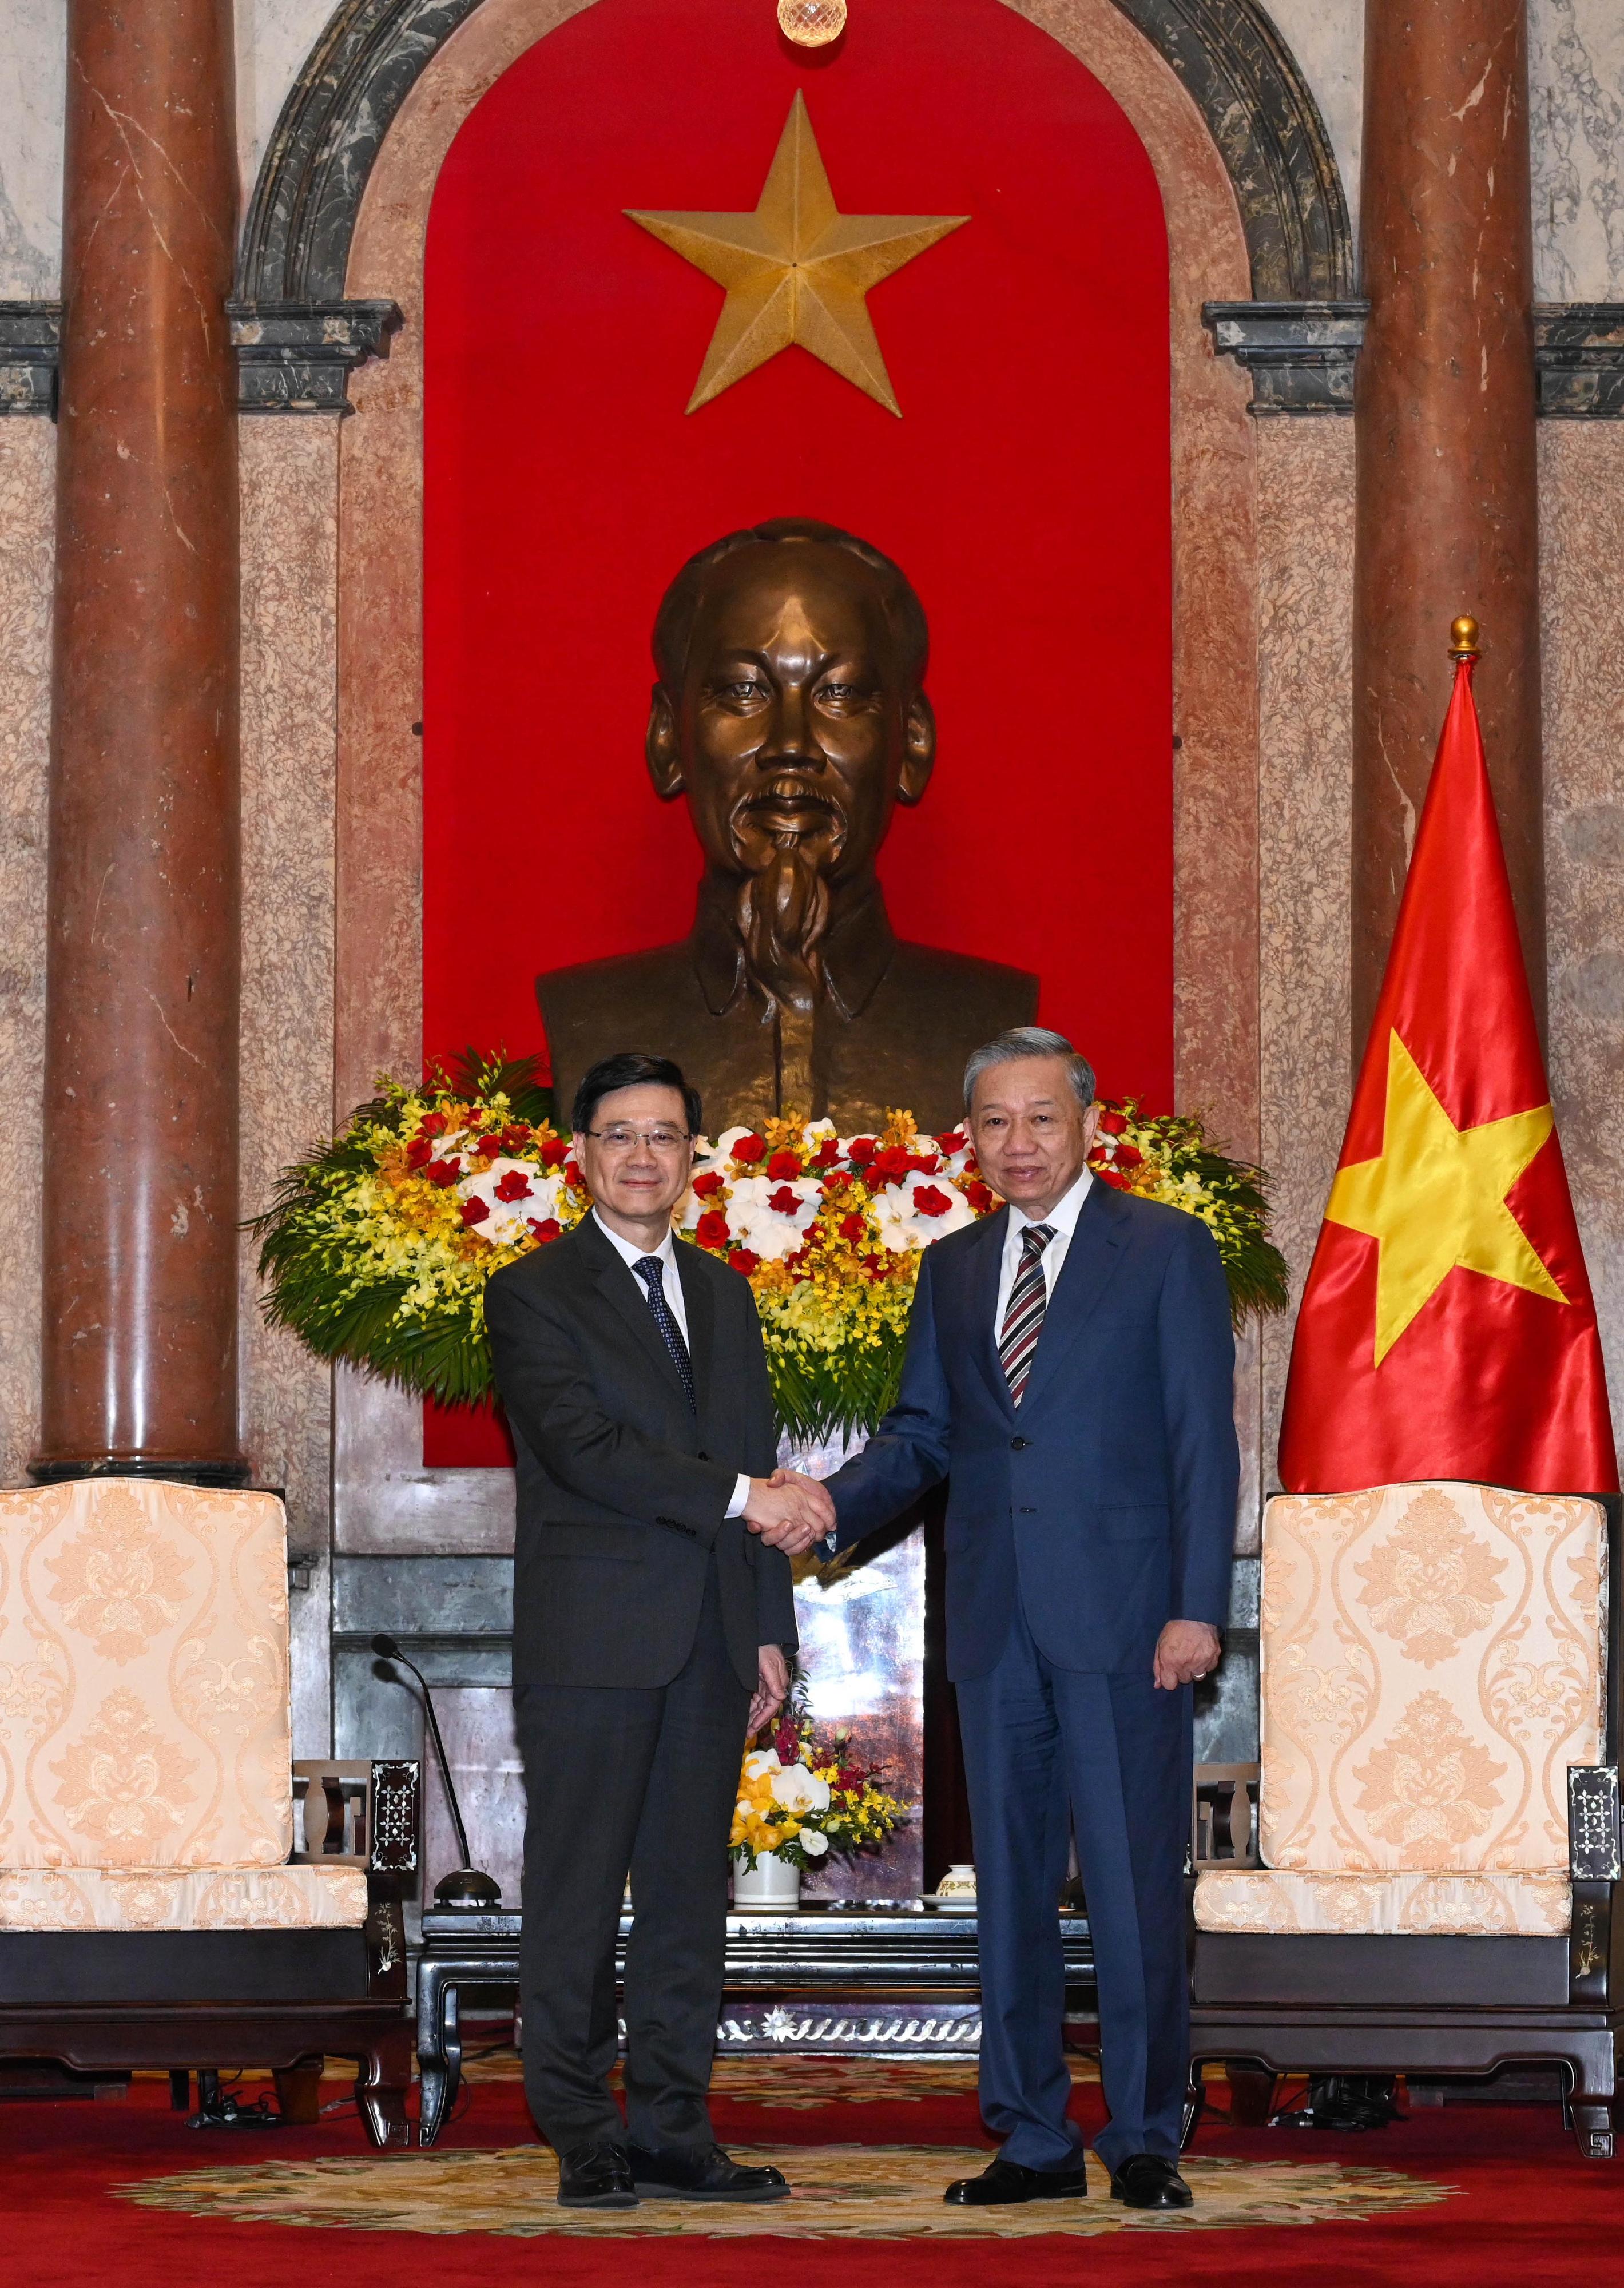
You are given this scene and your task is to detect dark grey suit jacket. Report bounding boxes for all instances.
[485,1214,797,1693]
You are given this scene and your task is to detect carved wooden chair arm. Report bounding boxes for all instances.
[291,1758,420,1877]
[1568,1766,1620,2005]
[1192,1762,1262,1869]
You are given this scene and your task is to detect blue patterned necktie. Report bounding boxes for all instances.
[998,1223,1056,1405]
[634,1254,696,1415]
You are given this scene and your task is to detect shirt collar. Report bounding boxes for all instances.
[1008,1165,1094,1242]
[592,1209,677,1275]
[689,871,898,1020]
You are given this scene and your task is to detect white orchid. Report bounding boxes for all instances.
[455,1160,569,1246]
[769,1761,832,1816]
[724,1173,823,1261]
[872,1170,978,1253]
[799,1828,830,1857]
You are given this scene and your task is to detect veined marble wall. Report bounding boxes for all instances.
[0,422,52,1487]
[239,416,342,1754]
[1,5,1622,299]
[1256,418,1356,1496]
[1542,420,1624,1460]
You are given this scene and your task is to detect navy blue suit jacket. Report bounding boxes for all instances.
[825,1182,1239,1679]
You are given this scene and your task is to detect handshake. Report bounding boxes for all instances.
[741,1468,838,1557]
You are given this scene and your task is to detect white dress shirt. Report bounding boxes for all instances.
[593,1211,751,1518]
[992,1166,1095,1333]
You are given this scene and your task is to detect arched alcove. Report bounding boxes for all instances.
[240,0,1352,306]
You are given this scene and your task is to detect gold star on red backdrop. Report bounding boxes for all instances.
[626,92,968,416]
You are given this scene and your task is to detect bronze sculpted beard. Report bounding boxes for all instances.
[734,833,834,1015]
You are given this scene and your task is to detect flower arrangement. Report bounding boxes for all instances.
[254,1050,1286,1436]
[730,1682,908,1873]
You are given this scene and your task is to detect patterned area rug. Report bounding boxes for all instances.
[459,2051,992,2107]
[117,2144,1454,2239]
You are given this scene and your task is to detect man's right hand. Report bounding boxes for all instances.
[742,1469,836,1556]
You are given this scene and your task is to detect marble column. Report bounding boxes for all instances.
[1353,0,1543,1054]
[34,0,244,1479]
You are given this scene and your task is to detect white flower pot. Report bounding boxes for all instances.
[733,1850,802,1909]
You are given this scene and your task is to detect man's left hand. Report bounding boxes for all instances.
[1153,1620,1221,1690]
[749,1643,791,1737]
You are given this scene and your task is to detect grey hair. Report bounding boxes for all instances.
[963,1027,1097,1115]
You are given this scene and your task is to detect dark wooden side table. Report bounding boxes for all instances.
[415,1904,1094,2146]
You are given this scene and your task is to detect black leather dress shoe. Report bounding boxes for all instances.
[556,2140,638,2208]
[943,2154,1089,2205]
[627,2142,790,2202]
[1110,2154,1193,2210]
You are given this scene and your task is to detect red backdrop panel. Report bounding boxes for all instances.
[422,0,1172,1462]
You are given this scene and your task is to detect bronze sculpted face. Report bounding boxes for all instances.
[645,535,936,1015]
[535,517,1037,1135]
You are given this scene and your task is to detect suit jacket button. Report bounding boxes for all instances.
[1010,1436,1030,1451]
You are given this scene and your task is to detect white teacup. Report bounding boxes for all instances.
[935,1862,976,1898]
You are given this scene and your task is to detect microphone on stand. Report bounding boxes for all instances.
[371,1632,502,1911]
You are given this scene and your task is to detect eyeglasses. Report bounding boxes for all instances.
[582,1127,693,1154]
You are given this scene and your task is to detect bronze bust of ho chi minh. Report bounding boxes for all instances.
[537,518,1037,1137]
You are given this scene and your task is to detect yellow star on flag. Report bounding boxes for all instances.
[1325,1029,1569,1366]
[626,92,968,415]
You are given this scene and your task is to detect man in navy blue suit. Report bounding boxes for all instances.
[751,1026,1237,2211]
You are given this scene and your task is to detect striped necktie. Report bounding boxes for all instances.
[634,1254,696,1415]
[998,1223,1056,1405]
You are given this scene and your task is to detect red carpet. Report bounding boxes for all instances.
[2,2065,1611,2287]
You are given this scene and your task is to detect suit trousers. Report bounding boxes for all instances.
[956,1600,1192,2175]
[514,1556,751,2152]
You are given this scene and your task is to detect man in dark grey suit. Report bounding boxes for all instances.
[485,1052,829,2209]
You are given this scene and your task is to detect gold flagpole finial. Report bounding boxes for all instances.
[1449,615,1481,661]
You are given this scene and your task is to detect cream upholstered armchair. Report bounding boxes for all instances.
[0,1479,417,2143]
[1189,1482,1622,2157]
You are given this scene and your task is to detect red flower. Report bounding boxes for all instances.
[784,1245,812,1276]
[847,1137,877,1164]
[460,1197,490,1227]
[695,1210,732,1250]
[730,1247,761,1275]
[966,1179,995,1214]
[563,1159,584,1190]
[501,1123,531,1150]
[405,1137,433,1169]
[730,1133,768,1165]
[911,1183,953,1218]
[813,1137,841,1167]
[774,1719,800,1763]
[861,1252,887,1280]
[1115,1143,1143,1169]
[767,1147,803,1179]
[419,1111,447,1138]
[527,1215,562,1243]
[767,1185,804,1216]
[872,1145,912,1185]
[476,1132,505,1155]
[425,1158,460,1188]
[836,1764,867,1794]
[690,1170,725,1198]
[908,1151,940,1175]
[1096,1108,1127,1135]
[539,1136,570,1169]
[934,1129,967,1155]
[840,1211,867,1245]
[494,1169,532,1202]
[1095,1166,1131,1192]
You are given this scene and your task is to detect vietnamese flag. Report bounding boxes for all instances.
[1278,650,1618,1495]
